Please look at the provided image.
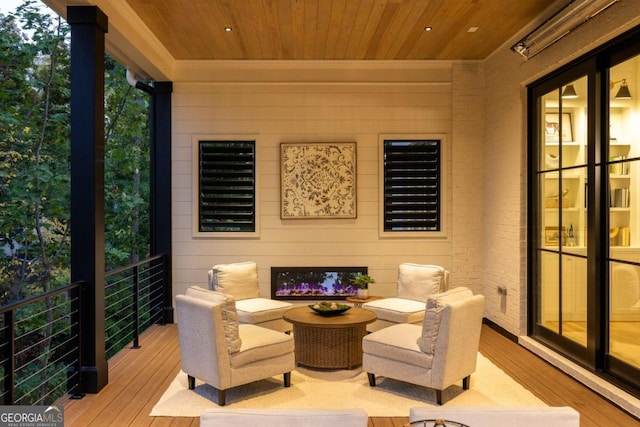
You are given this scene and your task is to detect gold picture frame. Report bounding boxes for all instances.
[280,142,356,219]
[544,226,567,246]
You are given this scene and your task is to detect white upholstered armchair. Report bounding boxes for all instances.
[208,261,292,332]
[362,263,449,332]
[362,287,484,405]
[175,286,295,406]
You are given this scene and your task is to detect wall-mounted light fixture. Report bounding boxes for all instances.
[510,0,620,60]
[561,84,578,98]
[611,79,632,99]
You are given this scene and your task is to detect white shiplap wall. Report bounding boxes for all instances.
[170,63,483,302]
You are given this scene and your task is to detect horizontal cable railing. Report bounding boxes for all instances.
[0,282,83,405]
[0,254,167,405]
[104,255,166,358]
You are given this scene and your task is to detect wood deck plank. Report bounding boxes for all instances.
[56,323,638,427]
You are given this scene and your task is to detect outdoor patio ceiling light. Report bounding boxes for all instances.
[126,69,153,94]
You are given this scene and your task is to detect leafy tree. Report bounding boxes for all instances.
[1,0,151,404]
[0,0,71,404]
[103,56,150,270]
[1,1,151,301]
[102,57,151,358]
[0,0,71,304]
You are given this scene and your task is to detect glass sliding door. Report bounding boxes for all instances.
[535,75,589,350]
[607,56,640,375]
[529,29,640,395]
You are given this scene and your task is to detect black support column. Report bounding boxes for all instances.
[150,82,174,324]
[68,6,109,393]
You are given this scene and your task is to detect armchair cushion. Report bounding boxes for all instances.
[236,298,292,324]
[418,287,474,354]
[231,324,295,368]
[397,263,448,301]
[186,286,242,353]
[361,298,426,324]
[210,261,260,300]
[362,323,434,368]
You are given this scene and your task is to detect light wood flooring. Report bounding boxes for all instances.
[56,323,640,426]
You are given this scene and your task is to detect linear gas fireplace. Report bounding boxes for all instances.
[271,266,368,301]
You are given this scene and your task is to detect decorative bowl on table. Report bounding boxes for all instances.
[309,302,351,316]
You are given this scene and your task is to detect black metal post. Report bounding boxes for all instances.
[68,5,109,393]
[3,311,15,404]
[70,284,85,399]
[149,82,174,324]
[132,265,140,348]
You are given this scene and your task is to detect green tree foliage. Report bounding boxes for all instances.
[104,56,150,269]
[1,0,151,404]
[0,0,73,404]
[0,0,71,305]
[1,2,151,302]
[102,58,151,360]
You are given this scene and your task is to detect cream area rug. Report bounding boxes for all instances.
[150,353,545,417]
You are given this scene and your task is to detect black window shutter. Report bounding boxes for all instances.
[198,141,255,232]
[383,140,441,232]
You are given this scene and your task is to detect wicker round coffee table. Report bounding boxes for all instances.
[283,306,376,369]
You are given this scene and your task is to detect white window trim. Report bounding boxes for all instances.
[192,134,260,239]
[378,133,449,239]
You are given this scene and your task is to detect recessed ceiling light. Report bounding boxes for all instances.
[224,27,233,32]
[424,26,433,32]
[467,27,479,33]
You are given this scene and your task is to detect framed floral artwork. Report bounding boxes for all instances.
[280,142,356,219]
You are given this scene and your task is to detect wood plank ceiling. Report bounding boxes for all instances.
[124,0,556,60]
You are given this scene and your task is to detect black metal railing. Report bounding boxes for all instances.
[104,255,166,358]
[0,254,167,405]
[0,283,83,405]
